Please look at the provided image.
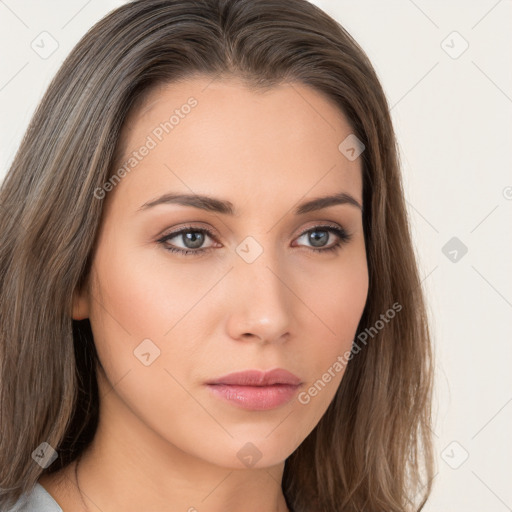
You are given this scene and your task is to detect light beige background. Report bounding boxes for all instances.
[1,1,511,510]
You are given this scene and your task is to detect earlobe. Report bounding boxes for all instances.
[72,283,90,320]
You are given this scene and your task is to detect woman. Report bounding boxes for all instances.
[0,0,434,510]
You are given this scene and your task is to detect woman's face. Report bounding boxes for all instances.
[75,76,368,470]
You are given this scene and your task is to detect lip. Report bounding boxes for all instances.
[205,369,302,411]
[206,369,301,386]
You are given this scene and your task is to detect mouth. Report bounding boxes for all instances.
[205,369,302,411]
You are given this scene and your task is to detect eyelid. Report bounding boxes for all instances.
[296,221,343,237]
[157,223,219,243]
[158,220,347,239]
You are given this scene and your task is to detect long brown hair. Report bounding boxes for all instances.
[0,1,435,510]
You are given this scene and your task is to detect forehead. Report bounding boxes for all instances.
[110,76,363,214]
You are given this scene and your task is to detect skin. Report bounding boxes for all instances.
[39,76,369,512]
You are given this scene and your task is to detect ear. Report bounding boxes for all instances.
[72,282,90,320]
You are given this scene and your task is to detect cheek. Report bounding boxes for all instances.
[90,233,212,340]
[296,249,368,397]
[304,249,368,348]
[280,258,368,441]
[86,239,214,433]
[86,231,226,393]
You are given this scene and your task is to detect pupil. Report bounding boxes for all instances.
[309,230,328,247]
[184,231,204,249]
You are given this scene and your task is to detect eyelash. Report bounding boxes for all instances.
[156,224,352,257]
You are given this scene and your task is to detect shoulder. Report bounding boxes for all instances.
[4,483,63,512]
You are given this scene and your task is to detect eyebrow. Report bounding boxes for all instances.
[138,191,363,215]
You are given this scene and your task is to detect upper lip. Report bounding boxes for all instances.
[206,369,301,386]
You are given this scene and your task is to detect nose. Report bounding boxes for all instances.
[225,249,293,345]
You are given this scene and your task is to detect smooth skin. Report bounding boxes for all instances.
[39,76,369,512]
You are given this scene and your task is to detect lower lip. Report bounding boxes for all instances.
[206,383,300,410]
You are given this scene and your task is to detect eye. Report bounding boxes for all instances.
[156,223,352,256]
[294,224,352,253]
[157,225,218,256]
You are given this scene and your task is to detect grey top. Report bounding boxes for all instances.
[5,483,62,512]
